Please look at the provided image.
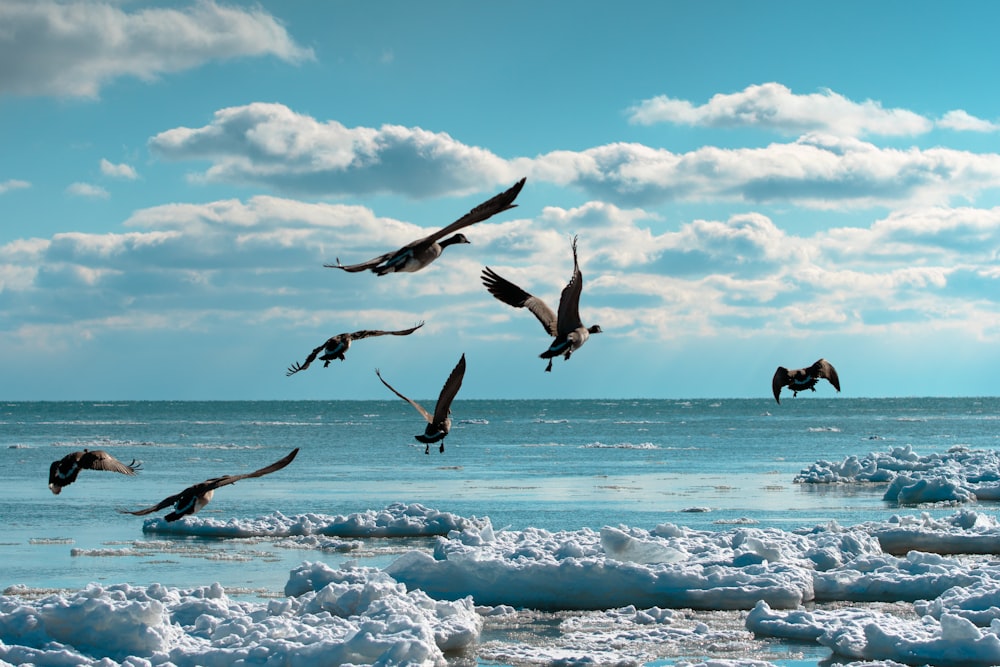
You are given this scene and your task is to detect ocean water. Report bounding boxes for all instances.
[3,397,999,665]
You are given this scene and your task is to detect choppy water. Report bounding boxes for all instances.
[3,397,999,664]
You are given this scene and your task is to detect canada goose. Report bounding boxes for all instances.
[286,322,425,376]
[326,178,525,275]
[48,449,141,494]
[482,235,602,372]
[376,354,466,454]
[118,448,298,522]
[772,359,841,404]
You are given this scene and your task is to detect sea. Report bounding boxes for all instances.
[3,396,999,666]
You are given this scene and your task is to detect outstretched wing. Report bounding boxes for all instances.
[813,359,841,392]
[81,450,141,475]
[376,369,433,424]
[119,490,186,516]
[349,321,425,341]
[286,343,327,376]
[325,251,397,273]
[432,354,467,424]
[555,236,584,337]
[117,448,299,516]
[482,267,558,336]
[771,367,789,404]
[325,178,526,271]
[200,447,300,490]
[418,177,526,246]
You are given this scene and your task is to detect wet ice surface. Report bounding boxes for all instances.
[5,490,1000,666]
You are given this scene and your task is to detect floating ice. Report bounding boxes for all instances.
[138,501,486,538]
[795,445,1000,506]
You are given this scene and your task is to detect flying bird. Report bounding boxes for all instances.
[119,448,299,522]
[772,359,841,404]
[286,322,425,376]
[48,449,141,495]
[376,354,466,454]
[481,235,602,372]
[325,177,526,275]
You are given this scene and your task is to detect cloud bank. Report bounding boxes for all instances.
[0,0,313,98]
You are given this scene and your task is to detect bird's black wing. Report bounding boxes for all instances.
[432,354,467,425]
[376,369,433,424]
[325,251,398,273]
[349,322,425,341]
[202,447,300,490]
[287,343,329,376]
[772,367,789,404]
[555,236,585,337]
[80,450,141,475]
[482,267,558,336]
[418,177,526,245]
[813,359,841,392]
[119,490,186,516]
[118,448,299,516]
[326,178,525,271]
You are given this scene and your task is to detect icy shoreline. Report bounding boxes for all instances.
[7,445,1000,666]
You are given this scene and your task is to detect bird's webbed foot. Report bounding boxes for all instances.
[439,442,445,454]
[544,359,553,372]
[424,444,430,455]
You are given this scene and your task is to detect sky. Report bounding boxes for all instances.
[2,0,1000,401]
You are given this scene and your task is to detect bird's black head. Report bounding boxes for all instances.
[442,233,470,247]
[588,324,603,334]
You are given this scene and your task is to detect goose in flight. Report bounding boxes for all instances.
[48,449,141,494]
[286,322,425,376]
[376,354,466,454]
[325,178,526,275]
[481,235,602,372]
[772,359,841,404]
[119,448,299,522]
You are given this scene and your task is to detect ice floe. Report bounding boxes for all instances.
[6,449,1000,665]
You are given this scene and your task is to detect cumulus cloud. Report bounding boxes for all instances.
[100,159,138,180]
[533,134,1000,208]
[66,182,109,199]
[150,103,1000,208]
[0,179,30,194]
[938,110,1000,133]
[149,103,516,197]
[0,0,313,98]
[3,186,998,358]
[627,83,933,137]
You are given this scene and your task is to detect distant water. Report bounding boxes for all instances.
[3,397,999,663]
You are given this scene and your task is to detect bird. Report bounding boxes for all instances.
[48,449,142,495]
[481,235,602,372]
[772,359,841,404]
[325,177,526,275]
[118,448,299,522]
[286,322,425,376]
[375,354,466,454]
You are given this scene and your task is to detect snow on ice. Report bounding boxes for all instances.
[5,448,1000,666]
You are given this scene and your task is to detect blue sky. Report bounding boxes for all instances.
[2,0,1000,401]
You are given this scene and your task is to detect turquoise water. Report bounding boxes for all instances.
[2,397,998,664]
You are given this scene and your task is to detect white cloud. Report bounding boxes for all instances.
[627,83,933,137]
[100,159,138,180]
[66,182,109,199]
[937,110,1000,133]
[0,0,313,98]
[0,179,30,194]
[150,103,516,197]
[4,186,998,358]
[534,133,1000,208]
[150,103,1000,209]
